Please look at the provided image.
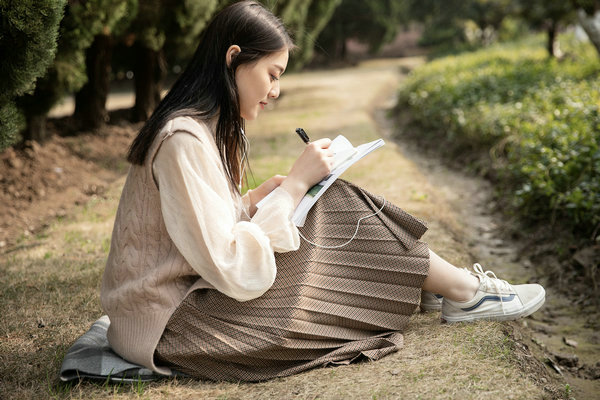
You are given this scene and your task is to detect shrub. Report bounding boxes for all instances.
[0,0,66,150]
[397,34,600,238]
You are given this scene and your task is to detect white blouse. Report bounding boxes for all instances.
[152,126,300,301]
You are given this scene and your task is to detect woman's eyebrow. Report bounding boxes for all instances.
[274,64,285,75]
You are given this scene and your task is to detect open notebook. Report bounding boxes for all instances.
[257,135,384,227]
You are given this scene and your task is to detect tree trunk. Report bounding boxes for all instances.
[340,38,347,60]
[132,44,166,122]
[22,112,47,143]
[547,20,558,57]
[577,8,600,58]
[74,34,113,130]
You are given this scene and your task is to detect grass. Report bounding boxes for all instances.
[0,57,552,399]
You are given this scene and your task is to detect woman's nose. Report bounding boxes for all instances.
[269,81,280,99]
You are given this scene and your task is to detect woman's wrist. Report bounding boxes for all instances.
[279,177,309,207]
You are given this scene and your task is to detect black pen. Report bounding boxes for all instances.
[295,128,310,144]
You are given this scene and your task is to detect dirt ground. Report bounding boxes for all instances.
[0,118,140,249]
[1,57,598,399]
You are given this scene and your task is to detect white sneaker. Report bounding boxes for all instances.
[441,263,545,323]
[420,291,443,312]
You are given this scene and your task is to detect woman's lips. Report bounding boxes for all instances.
[260,102,267,110]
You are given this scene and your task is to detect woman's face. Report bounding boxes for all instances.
[235,48,289,120]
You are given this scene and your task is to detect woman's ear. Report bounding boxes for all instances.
[226,45,241,68]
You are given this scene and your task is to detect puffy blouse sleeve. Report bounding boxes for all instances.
[152,130,300,302]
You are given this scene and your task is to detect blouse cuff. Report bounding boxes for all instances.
[251,186,300,252]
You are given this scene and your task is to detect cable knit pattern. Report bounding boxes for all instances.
[101,116,299,374]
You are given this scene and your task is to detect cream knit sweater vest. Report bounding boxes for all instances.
[101,117,216,374]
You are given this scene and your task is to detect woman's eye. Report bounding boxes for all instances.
[270,74,279,82]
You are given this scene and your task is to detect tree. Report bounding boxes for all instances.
[73,0,138,130]
[406,0,521,49]
[0,0,66,150]
[128,0,224,122]
[466,0,518,45]
[18,0,138,142]
[265,0,343,68]
[120,0,341,121]
[574,0,600,57]
[408,0,471,48]
[316,0,408,61]
[518,0,575,57]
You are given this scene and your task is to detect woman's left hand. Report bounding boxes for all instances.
[247,175,286,217]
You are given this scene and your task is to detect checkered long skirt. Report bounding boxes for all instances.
[154,180,430,382]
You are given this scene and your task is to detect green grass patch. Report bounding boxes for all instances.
[396,34,600,240]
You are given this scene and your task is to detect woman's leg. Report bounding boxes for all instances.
[422,249,479,302]
[421,249,546,322]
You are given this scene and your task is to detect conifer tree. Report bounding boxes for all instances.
[73,0,138,130]
[18,0,139,141]
[0,0,66,150]
[129,0,223,121]
[125,0,341,121]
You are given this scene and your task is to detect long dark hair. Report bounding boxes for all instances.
[126,1,294,192]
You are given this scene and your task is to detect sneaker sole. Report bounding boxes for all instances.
[442,289,546,323]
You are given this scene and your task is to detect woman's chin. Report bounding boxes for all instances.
[242,112,259,121]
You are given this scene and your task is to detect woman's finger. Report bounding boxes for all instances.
[310,138,332,149]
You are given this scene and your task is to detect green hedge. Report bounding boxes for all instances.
[397,35,600,238]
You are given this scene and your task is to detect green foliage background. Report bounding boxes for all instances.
[315,0,408,59]
[2,0,598,161]
[0,0,66,149]
[397,34,600,238]
[20,0,138,115]
[0,0,345,150]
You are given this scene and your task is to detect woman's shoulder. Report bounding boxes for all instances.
[163,116,215,140]
[156,116,220,161]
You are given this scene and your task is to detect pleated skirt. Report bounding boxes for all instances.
[154,180,430,382]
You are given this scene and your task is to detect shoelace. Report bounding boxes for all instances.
[469,263,512,315]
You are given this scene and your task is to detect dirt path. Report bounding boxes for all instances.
[376,122,600,400]
[370,60,600,400]
[4,57,597,399]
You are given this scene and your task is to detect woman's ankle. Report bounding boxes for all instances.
[446,274,480,303]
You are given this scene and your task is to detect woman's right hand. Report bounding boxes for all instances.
[280,138,333,207]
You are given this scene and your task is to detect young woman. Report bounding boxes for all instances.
[101,1,545,382]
